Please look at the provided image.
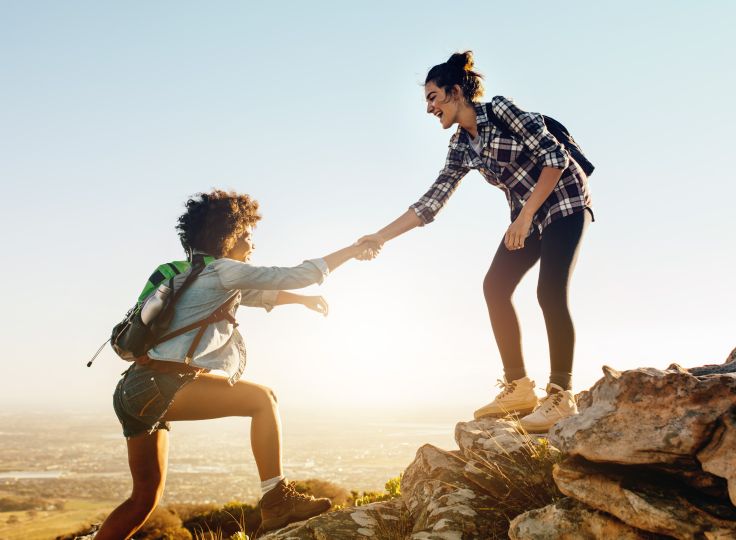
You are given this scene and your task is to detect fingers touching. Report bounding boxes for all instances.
[354,234,384,261]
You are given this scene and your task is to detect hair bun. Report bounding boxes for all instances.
[426,50,484,102]
[447,51,474,71]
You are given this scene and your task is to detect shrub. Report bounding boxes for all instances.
[291,478,351,506]
[346,474,402,507]
[137,507,192,540]
[0,495,48,512]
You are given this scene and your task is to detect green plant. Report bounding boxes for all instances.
[353,474,402,507]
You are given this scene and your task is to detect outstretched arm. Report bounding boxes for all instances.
[238,243,373,315]
[322,242,377,272]
[218,242,377,292]
[356,139,469,258]
[356,209,422,253]
[274,291,329,316]
[255,244,375,316]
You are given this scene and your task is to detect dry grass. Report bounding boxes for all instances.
[460,424,563,539]
[371,503,413,540]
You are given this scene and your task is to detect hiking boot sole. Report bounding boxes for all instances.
[260,501,331,532]
[474,405,537,420]
[519,423,553,434]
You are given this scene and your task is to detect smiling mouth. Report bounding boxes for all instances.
[434,111,443,119]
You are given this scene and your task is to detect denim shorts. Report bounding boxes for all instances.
[112,362,199,439]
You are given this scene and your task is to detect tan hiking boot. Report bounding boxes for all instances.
[473,376,538,419]
[259,479,331,532]
[518,383,578,433]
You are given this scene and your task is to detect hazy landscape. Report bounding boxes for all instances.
[0,410,456,538]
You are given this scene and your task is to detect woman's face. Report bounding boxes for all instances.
[425,81,461,130]
[226,226,255,262]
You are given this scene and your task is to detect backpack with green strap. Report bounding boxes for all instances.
[87,254,239,366]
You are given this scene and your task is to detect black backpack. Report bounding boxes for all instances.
[484,102,595,177]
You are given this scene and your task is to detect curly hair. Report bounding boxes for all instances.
[176,189,261,258]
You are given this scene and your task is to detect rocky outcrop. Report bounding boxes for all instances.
[508,497,658,540]
[263,419,561,539]
[547,364,736,467]
[401,443,491,539]
[399,420,561,539]
[553,458,736,539]
[523,348,736,540]
[263,348,736,539]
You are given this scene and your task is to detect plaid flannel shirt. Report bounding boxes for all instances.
[410,96,592,234]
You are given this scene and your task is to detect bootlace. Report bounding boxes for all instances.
[538,391,563,413]
[495,379,517,399]
[285,481,316,500]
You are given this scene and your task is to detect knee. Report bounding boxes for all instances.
[255,384,278,411]
[537,285,566,313]
[483,271,511,307]
[265,386,278,407]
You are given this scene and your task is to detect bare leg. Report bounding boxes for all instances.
[163,374,282,480]
[96,430,169,540]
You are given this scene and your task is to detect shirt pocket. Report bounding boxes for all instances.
[486,135,525,168]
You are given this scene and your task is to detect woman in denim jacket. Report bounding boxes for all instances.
[357,51,593,433]
[97,190,376,539]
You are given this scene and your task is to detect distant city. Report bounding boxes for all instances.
[0,411,457,505]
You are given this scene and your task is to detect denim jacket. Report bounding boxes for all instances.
[147,257,329,384]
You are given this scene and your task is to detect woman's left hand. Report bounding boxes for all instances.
[301,295,329,316]
[504,213,534,251]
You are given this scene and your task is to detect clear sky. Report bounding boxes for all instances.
[1,1,734,422]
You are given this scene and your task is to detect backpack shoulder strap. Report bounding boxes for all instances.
[484,102,513,137]
[153,291,241,363]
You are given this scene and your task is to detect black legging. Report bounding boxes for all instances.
[483,209,591,390]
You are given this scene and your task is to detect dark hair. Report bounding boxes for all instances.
[425,51,484,103]
[176,189,261,258]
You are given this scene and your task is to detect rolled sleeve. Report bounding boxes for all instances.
[303,258,329,284]
[491,96,569,170]
[240,289,280,312]
[410,141,470,225]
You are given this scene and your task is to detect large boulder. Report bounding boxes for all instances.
[508,497,660,540]
[402,419,562,540]
[401,443,497,539]
[553,457,736,540]
[548,363,736,467]
[454,418,561,511]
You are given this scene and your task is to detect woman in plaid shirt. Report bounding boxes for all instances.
[358,51,593,433]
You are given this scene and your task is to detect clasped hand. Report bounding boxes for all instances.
[353,234,384,261]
